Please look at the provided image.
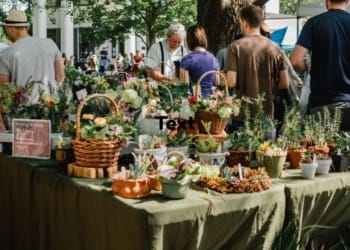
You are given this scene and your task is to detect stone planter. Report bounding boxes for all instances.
[316,158,332,175]
[301,162,318,179]
[160,176,191,199]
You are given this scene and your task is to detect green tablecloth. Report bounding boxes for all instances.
[276,170,350,248]
[0,154,286,250]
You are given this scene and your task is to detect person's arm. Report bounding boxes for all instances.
[226,71,237,88]
[290,45,308,72]
[278,69,289,90]
[55,58,65,83]
[179,68,189,83]
[146,66,168,82]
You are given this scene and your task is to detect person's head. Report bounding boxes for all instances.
[326,0,348,9]
[166,23,186,50]
[260,22,271,39]
[239,5,264,35]
[2,10,30,42]
[186,24,208,51]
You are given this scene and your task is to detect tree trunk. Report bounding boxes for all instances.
[197,0,269,54]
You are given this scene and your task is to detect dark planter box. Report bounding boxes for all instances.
[331,154,350,172]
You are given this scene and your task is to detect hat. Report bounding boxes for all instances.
[2,10,29,27]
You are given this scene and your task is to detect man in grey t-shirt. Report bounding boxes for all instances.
[0,10,65,103]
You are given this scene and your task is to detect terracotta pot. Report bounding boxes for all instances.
[148,175,162,191]
[55,149,75,168]
[287,148,305,169]
[112,176,152,198]
[310,145,330,155]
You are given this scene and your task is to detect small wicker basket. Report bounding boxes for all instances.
[194,70,229,134]
[72,93,123,168]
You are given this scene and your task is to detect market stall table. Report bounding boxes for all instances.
[275,170,350,248]
[0,154,286,250]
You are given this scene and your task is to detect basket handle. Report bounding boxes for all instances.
[194,70,229,101]
[75,93,119,140]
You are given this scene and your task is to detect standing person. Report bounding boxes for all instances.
[144,23,187,82]
[225,5,289,130]
[0,42,8,53]
[179,24,219,98]
[290,0,350,131]
[0,10,65,103]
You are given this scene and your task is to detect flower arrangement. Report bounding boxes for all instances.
[78,113,135,141]
[158,153,200,181]
[188,89,240,119]
[0,79,73,132]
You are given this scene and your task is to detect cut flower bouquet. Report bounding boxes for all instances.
[188,90,240,119]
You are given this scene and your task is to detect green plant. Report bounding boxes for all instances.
[167,129,193,147]
[272,219,338,250]
[194,121,220,153]
[280,106,303,149]
[301,149,314,163]
[303,107,341,147]
[158,153,200,181]
[333,131,350,155]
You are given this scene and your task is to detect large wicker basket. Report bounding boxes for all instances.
[72,93,123,168]
[194,70,229,134]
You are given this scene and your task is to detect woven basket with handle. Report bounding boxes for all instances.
[72,93,123,168]
[194,70,229,134]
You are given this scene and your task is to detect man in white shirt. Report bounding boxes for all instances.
[0,10,65,102]
[144,23,187,82]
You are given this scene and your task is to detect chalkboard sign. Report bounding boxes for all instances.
[12,119,51,159]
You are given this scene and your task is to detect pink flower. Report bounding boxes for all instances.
[225,97,232,105]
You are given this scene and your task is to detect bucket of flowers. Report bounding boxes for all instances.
[158,151,200,199]
[188,70,240,134]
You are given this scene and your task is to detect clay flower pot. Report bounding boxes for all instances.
[287,148,305,169]
[112,176,152,199]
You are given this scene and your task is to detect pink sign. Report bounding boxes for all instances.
[12,119,51,159]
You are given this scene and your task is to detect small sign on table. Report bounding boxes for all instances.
[12,119,51,159]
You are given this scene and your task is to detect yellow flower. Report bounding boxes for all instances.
[94,117,107,127]
[82,114,95,120]
[259,141,271,152]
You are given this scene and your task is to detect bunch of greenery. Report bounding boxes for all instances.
[194,121,220,153]
[303,107,341,147]
[167,129,193,147]
[0,78,73,132]
[280,106,303,149]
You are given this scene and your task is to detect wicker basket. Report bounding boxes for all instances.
[72,93,123,168]
[194,70,229,134]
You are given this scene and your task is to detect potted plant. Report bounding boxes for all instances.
[280,106,305,169]
[300,149,318,179]
[260,142,287,178]
[133,134,167,166]
[332,131,350,172]
[54,135,74,167]
[194,122,229,167]
[166,128,193,156]
[112,154,152,198]
[158,151,200,199]
[316,153,332,175]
